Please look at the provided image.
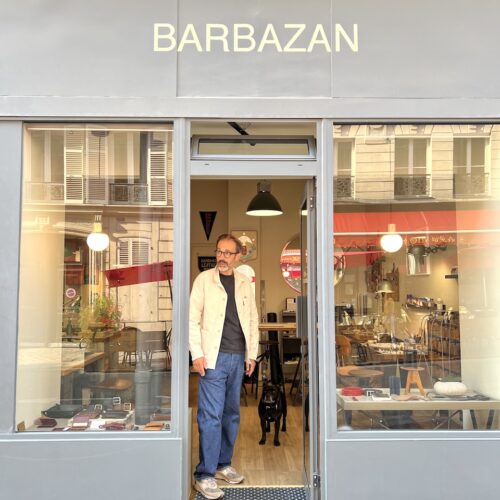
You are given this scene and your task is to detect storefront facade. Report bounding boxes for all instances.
[2,1,500,499]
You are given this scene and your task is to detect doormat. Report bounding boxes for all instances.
[196,487,306,499]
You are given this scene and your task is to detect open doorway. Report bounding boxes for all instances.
[189,178,308,496]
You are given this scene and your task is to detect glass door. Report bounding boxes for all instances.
[299,179,320,499]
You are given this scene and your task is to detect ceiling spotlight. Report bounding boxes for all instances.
[246,181,283,216]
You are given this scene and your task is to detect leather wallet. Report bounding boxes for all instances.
[144,422,164,431]
[100,421,126,431]
[71,416,90,428]
[37,417,57,428]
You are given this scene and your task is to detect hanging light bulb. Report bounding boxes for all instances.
[87,215,109,252]
[380,223,403,253]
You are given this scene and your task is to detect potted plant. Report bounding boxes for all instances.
[79,295,121,348]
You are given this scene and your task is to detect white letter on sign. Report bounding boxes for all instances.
[178,24,203,52]
[283,24,306,52]
[307,24,331,52]
[206,23,230,52]
[257,24,283,52]
[234,23,256,52]
[335,24,358,52]
[154,23,176,52]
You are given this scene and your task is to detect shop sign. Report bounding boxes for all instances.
[65,288,77,299]
[154,23,359,53]
[198,256,217,272]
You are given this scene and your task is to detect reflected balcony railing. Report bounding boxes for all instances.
[24,182,64,202]
[453,172,489,197]
[110,183,148,204]
[394,174,431,199]
[334,175,354,200]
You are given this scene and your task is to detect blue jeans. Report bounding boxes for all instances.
[195,352,245,480]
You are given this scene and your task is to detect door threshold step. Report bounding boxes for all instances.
[195,486,306,499]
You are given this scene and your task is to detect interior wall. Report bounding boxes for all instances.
[190,179,305,322]
[190,180,229,288]
[228,179,306,321]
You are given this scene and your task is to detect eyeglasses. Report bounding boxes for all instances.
[215,249,238,258]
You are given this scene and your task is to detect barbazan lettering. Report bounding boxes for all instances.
[153,23,359,53]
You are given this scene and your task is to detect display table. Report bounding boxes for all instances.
[258,322,296,332]
[336,389,500,430]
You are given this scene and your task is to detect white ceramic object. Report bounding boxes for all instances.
[433,381,468,396]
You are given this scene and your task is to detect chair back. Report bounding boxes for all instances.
[335,334,352,366]
[282,337,301,358]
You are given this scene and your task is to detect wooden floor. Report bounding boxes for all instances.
[189,374,305,489]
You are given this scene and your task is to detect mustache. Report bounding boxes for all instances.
[217,260,228,266]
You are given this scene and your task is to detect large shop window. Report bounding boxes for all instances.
[16,123,174,433]
[333,124,500,431]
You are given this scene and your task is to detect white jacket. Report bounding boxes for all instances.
[189,267,259,369]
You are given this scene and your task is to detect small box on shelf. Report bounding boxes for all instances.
[281,310,296,322]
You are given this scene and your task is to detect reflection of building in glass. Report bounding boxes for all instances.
[334,124,497,202]
[17,124,174,432]
[334,123,500,432]
[23,125,173,206]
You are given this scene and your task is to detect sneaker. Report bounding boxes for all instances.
[215,466,244,484]
[194,478,225,499]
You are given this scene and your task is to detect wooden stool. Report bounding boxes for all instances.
[348,368,384,388]
[90,377,133,401]
[401,366,425,395]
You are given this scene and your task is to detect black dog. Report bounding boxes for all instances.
[258,380,287,446]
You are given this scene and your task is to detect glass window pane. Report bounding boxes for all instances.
[471,138,485,168]
[333,123,500,432]
[395,138,409,170]
[336,141,352,175]
[16,123,174,433]
[413,139,427,169]
[195,137,312,158]
[454,138,468,169]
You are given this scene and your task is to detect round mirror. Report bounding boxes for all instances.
[280,235,301,293]
[280,236,346,292]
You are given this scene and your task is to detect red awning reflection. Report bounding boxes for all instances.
[334,209,500,247]
[333,209,500,234]
[105,261,173,287]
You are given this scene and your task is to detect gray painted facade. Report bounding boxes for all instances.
[1,1,500,500]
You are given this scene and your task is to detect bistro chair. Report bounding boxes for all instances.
[282,336,302,396]
[117,326,140,367]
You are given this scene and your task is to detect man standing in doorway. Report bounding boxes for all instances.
[190,234,259,499]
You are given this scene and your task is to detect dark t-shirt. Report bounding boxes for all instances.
[219,273,246,354]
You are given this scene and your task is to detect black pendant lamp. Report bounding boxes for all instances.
[246,181,283,216]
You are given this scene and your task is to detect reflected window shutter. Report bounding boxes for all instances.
[148,132,167,205]
[64,130,84,203]
[132,240,150,265]
[118,239,149,266]
[86,131,108,203]
[118,240,130,266]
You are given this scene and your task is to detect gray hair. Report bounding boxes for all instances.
[216,233,243,254]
